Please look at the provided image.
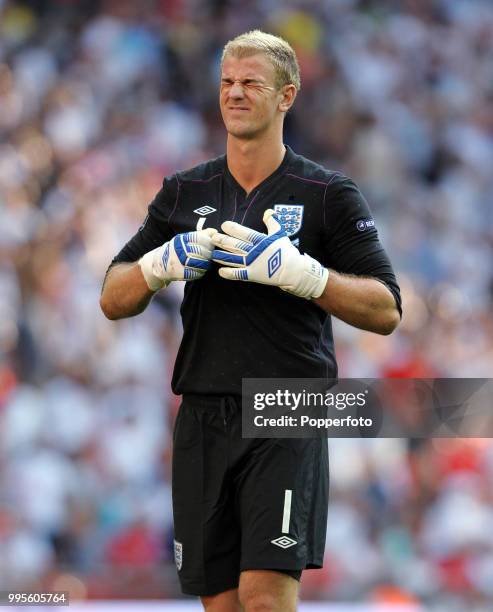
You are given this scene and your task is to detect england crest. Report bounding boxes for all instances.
[274,205,304,238]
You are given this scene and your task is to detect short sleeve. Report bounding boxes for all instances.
[323,176,402,316]
[111,175,178,265]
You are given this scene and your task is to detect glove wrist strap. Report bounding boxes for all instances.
[139,249,167,292]
[303,254,329,299]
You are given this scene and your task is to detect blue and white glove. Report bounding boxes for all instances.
[139,228,216,291]
[212,209,328,299]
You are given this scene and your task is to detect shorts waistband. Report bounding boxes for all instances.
[182,393,242,404]
[182,393,241,422]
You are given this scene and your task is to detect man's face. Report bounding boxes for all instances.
[220,53,283,140]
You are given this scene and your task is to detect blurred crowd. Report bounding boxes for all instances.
[0,0,492,607]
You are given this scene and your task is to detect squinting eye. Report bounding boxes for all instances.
[220,79,264,89]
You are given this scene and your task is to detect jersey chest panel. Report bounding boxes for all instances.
[169,178,326,259]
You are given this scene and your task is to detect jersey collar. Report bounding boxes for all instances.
[224,145,295,198]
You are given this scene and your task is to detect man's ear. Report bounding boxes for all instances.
[279,84,297,113]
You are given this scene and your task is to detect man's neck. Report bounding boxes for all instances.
[226,135,286,196]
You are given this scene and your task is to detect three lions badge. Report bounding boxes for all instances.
[274,204,304,247]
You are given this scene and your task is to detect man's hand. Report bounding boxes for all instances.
[139,228,216,291]
[211,209,328,299]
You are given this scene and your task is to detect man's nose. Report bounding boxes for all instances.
[229,81,245,98]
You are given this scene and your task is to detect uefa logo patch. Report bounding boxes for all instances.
[356,218,375,232]
[174,539,183,571]
[273,204,304,237]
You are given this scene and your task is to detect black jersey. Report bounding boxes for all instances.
[112,146,401,395]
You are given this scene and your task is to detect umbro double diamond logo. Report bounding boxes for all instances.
[193,205,216,215]
[267,248,281,278]
[271,489,297,549]
[271,536,297,549]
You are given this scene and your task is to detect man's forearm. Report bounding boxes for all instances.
[100,262,156,320]
[313,271,400,335]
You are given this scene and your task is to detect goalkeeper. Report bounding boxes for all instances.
[100,29,401,612]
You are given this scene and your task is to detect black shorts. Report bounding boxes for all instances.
[172,394,329,596]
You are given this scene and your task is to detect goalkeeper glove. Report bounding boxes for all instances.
[211,209,328,299]
[139,228,216,291]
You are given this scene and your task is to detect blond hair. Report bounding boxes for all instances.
[221,30,301,91]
